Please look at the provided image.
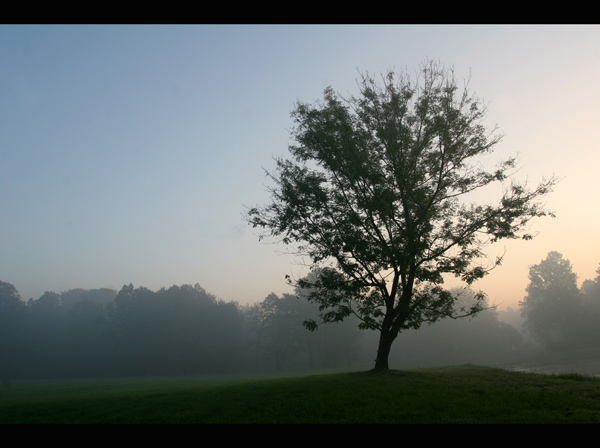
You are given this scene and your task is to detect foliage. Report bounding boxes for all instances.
[0,281,28,379]
[0,281,250,379]
[244,291,363,371]
[60,287,116,309]
[107,283,245,375]
[257,293,311,370]
[582,264,600,314]
[0,281,25,309]
[519,251,584,349]
[247,60,556,369]
[520,253,600,351]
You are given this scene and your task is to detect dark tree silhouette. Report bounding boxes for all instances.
[247,60,556,370]
[244,290,363,371]
[0,281,28,379]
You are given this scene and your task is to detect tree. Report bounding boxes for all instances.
[0,281,25,309]
[60,287,117,309]
[580,264,600,345]
[0,281,28,379]
[581,264,600,313]
[256,293,306,370]
[247,60,556,370]
[245,289,363,371]
[520,251,584,349]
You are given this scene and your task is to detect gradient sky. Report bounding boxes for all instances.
[1,25,599,311]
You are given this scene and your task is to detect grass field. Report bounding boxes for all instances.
[1,365,600,423]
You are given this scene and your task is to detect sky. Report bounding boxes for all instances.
[1,24,599,311]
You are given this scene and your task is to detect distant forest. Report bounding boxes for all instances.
[1,252,599,380]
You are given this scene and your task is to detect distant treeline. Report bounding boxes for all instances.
[0,280,521,380]
[0,282,365,379]
[2,253,599,380]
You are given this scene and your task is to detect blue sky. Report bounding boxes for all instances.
[1,25,599,309]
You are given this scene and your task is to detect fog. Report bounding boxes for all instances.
[2,251,600,380]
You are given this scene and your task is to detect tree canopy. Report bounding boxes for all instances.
[519,251,592,350]
[247,60,556,370]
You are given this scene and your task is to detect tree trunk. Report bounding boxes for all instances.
[373,330,396,370]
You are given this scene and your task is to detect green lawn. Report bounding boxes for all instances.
[2,365,599,423]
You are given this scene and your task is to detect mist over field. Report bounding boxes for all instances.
[2,251,600,380]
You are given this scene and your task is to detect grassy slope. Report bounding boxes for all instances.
[1,365,600,423]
